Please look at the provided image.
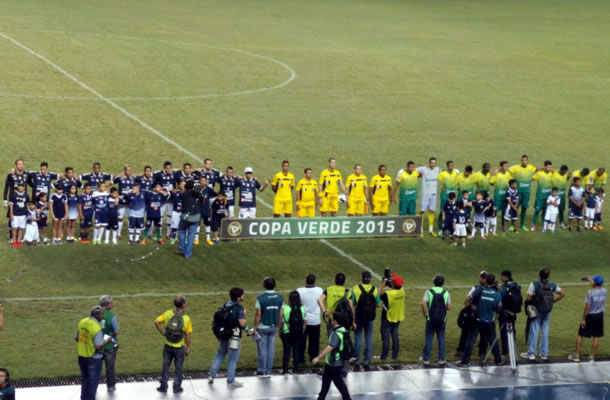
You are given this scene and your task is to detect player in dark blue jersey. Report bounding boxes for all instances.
[154,161,176,239]
[169,181,185,244]
[49,184,68,245]
[9,181,29,246]
[78,184,94,243]
[198,158,221,192]
[136,166,155,193]
[55,167,82,193]
[503,180,520,233]
[210,191,230,244]
[238,167,269,218]
[219,166,239,219]
[27,162,58,201]
[79,162,111,191]
[105,188,121,244]
[65,184,80,243]
[123,184,146,244]
[483,192,497,236]
[113,165,136,237]
[173,163,200,186]
[441,192,457,239]
[91,182,110,245]
[195,176,217,246]
[4,158,28,241]
[141,183,170,245]
[470,192,488,239]
[37,192,49,244]
[452,201,469,248]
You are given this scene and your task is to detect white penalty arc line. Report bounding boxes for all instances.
[0,31,375,279]
[2,283,589,302]
[0,29,296,102]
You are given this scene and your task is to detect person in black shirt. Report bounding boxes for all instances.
[210,192,229,244]
[176,181,202,259]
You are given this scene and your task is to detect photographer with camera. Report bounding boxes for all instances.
[498,271,522,356]
[379,270,405,361]
[456,271,487,358]
[176,181,202,258]
[209,288,248,388]
[569,275,606,363]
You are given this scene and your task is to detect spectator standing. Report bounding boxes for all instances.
[154,296,192,393]
[297,274,324,364]
[379,273,405,360]
[318,273,354,335]
[569,275,606,362]
[176,181,201,259]
[351,271,381,370]
[208,287,247,388]
[421,275,451,365]
[0,368,15,400]
[99,295,120,393]
[521,267,565,361]
[279,291,307,374]
[76,306,112,400]
[457,274,503,367]
[499,271,522,356]
[254,277,284,377]
[456,271,488,357]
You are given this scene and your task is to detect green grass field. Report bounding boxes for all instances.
[1,0,609,380]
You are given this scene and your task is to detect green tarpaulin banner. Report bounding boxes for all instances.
[220,216,422,240]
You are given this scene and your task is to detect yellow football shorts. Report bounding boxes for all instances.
[320,194,339,213]
[373,198,389,214]
[347,197,365,215]
[273,197,293,215]
[298,201,316,218]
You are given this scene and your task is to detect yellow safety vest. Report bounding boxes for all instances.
[385,289,405,323]
[326,285,349,313]
[77,317,102,358]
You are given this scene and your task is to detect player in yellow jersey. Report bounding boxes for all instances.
[345,164,369,216]
[296,168,318,218]
[272,161,296,218]
[319,158,347,217]
[370,165,393,216]
[573,168,592,189]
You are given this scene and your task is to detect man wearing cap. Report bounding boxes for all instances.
[238,167,269,219]
[351,271,381,370]
[75,306,113,400]
[379,273,405,360]
[569,275,606,362]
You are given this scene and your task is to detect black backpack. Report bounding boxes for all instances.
[165,312,185,343]
[428,289,447,322]
[337,329,354,361]
[334,290,354,329]
[212,303,236,341]
[534,281,555,314]
[287,305,304,335]
[502,282,523,314]
[355,285,377,323]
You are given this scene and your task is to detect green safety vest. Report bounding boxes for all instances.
[282,305,305,334]
[77,317,102,358]
[426,286,449,321]
[325,326,346,364]
[102,310,116,350]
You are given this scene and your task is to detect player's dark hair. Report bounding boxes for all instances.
[14,158,23,165]
[230,287,244,301]
[552,187,558,192]
[153,182,161,187]
[407,161,414,166]
[483,192,490,199]
[144,165,152,170]
[456,201,464,209]
[354,164,361,169]
[110,188,118,194]
[501,270,512,280]
[183,163,192,168]
[174,295,187,309]
[39,192,47,200]
[465,165,473,172]
[573,177,581,183]
[429,157,436,162]
[560,165,568,172]
[462,190,468,195]
[581,168,590,176]
[204,158,212,164]
[263,277,276,290]
[328,157,335,163]
[544,160,552,166]
[28,201,36,206]
[448,192,456,200]
[306,273,316,285]
[282,160,289,165]
[500,161,508,167]
[226,166,233,171]
[433,274,445,287]
[289,291,302,308]
[0,367,10,383]
[378,164,386,170]
[521,154,528,159]
[335,272,346,286]
[304,168,312,174]
[40,161,48,168]
[93,162,101,168]
[446,160,454,166]
[539,267,550,280]
[84,183,91,188]
[486,274,496,286]
[65,167,73,173]
[164,161,172,168]
[509,179,516,186]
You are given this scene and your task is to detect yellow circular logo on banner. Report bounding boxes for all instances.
[227,221,243,237]
[402,219,416,233]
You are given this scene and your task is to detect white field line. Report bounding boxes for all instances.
[0,31,375,280]
[3,282,589,302]
[0,29,296,101]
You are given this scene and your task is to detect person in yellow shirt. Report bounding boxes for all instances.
[370,165,393,216]
[572,168,592,189]
[473,163,492,195]
[345,164,369,216]
[509,155,538,230]
[591,168,607,191]
[319,158,347,217]
[296,168,318,218]
[272,160,295,218]
[154,296,192,393]
[437,161,460,234]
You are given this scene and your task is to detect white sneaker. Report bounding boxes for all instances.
[112,239,118,245]
[540,356,548,361]
[104,240,110,245]
[228,381,243,388]
[520,352,535,360]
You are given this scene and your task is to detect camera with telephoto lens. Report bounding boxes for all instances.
[581,277,590,281]
[383,267,392,283]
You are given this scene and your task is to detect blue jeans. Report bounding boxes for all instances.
[209,340,241,383]
[422,320,446,361]
[78,356,102,400]
[380,319,400,360]
[353,320,374,365]
[178,220,198,258]
[528,312,551,357]
[256,327,277,374]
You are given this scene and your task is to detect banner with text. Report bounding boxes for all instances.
[220,216,421,240]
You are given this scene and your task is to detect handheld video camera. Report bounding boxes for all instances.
[383,267,392,284]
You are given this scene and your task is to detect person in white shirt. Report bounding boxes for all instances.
[417,157,441,236]
[543,187,560,233]
[297,274,323,364]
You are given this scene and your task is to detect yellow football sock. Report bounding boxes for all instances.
[428,212,435,231]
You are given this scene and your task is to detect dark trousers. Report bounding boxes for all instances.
[457,324,487,357]
[498,313,516,356]
[461,321,502,364]
[317,365,352,400]
[300,324,321,363]
[160,345,185,389]
[102,347,118,388]
[281,332,302,371]
[380,319,400,360]
[78,356,102,400]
